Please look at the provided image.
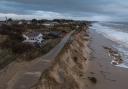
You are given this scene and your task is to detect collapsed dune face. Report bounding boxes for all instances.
[32,31,90,89]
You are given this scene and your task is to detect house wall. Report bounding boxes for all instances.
[23,34,44,44]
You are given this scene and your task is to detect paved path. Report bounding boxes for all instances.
[7,30,75,89]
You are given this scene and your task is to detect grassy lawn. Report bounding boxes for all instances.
[0,49,16,69]
[0,38,61,69]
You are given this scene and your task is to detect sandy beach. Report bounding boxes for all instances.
[86,29,128,89]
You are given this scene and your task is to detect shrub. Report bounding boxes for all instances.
[0,49,16,69]
[12,43,34,54]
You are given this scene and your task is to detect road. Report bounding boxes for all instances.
[5,30,75,89]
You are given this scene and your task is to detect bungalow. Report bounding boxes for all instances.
[22,32,44,45]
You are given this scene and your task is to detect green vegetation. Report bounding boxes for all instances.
[0,49,16,69]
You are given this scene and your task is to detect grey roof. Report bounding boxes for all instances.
[25,32,42,37]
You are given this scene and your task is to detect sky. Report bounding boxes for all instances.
[0,0,128,21]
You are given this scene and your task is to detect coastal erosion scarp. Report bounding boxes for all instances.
[31,31,91,89]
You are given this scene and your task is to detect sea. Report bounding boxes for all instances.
[91,22,128,69]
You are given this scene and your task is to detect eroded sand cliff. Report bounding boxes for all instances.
[32,31,90,89]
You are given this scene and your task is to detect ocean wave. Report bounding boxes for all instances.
[92,23,128,48]
[92,23,128,69]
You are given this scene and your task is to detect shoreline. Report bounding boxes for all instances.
[86,29,128,89]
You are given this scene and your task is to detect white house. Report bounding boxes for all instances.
[22,32,44,44]
[17,21,22,25]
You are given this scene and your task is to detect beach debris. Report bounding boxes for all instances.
[90,72,96,75]
[73,56,78,63]
[103,46,123,65]
[88,77,97,84]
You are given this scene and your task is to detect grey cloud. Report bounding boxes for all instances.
[0,0,128,21]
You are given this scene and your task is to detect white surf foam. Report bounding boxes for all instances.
[92,23,128,69]
[116,64,128,69]
[92,23,128,48]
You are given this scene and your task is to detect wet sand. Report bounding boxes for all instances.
[86,29,128,89]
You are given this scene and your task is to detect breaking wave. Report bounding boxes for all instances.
[92,22,128,69]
